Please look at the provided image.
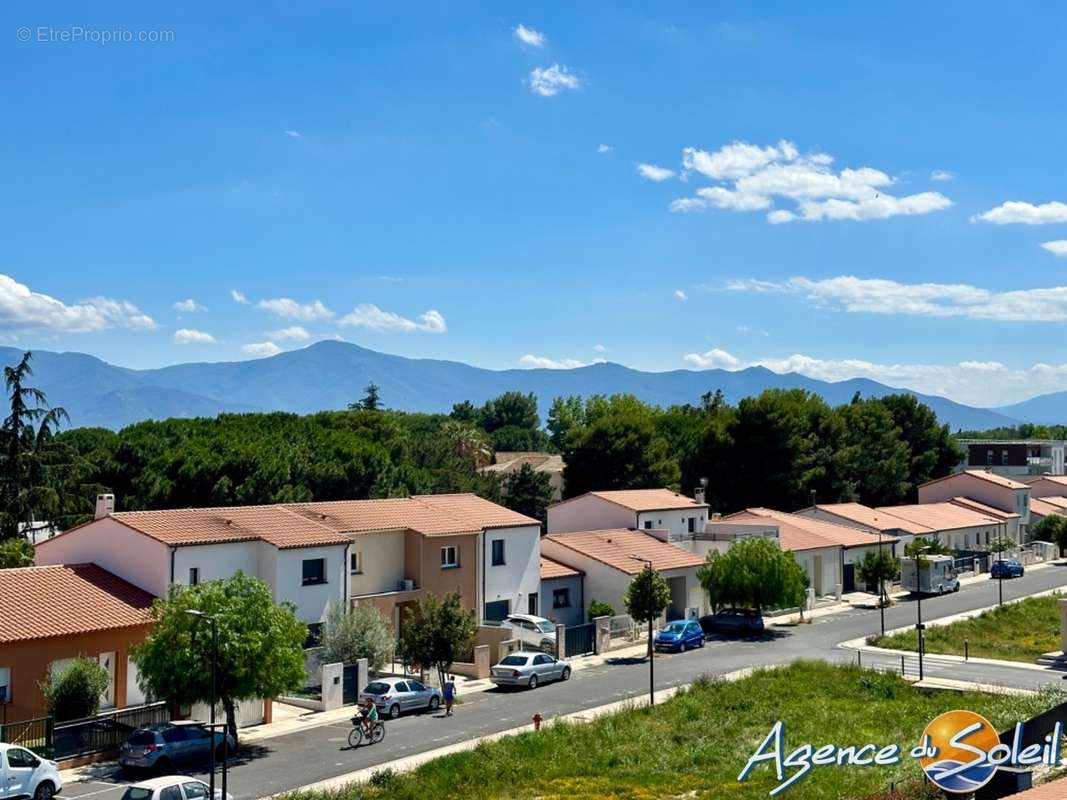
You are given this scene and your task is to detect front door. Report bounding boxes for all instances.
[484,600,509,623]
[528,593,538,615]
[813,556,823,595]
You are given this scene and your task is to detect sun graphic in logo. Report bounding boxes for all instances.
[919,710,1001,793]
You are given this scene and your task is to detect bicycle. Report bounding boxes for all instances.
[348,714,385,748]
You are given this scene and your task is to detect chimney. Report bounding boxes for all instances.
[695,477,708,506]
[94,493,115,520]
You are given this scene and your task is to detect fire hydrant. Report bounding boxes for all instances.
[532,712,543,731]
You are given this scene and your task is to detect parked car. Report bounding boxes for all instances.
[498,614,557,653]
[120,776,232,800]
[119,722,235,774]
[489,651,571,689]
[0,743,63,800]
[699,608,765,638]
[358,677,441,719]
[991,559,1024,579]
[654,619,706,652]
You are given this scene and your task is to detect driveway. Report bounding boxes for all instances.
[66,563,1067,799]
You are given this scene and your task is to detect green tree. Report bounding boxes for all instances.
[396,592,477,690]
[834,398,910,506]
[41,657,109,722]
[587,598,615,621]
[0,537,33,569]
[623,566,672,657]
[1033,515,1067,555]
[440,420,493,470]
[697,538,809,615]
[500,462,554,526]
[878,394,963,499]
[855,547,900,604]
[349,383,382,411]
[905,538,953,559]
[133,572,307,741]
[988,537,1014,554]
[476,392,548,451]
[563,409,678,497]
[546,396,585,452]
[449,401,476,423]
[317,603,393,672]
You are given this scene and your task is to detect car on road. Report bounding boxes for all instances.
[0,743,63,800]
[991,559,1025,579]
[358,677,441,719]
[489,651,571,689]
[119,722,235,774]
[120,776,232,800]
[654,620,705,652]
[498,614,557,653]
[699,608,765,638]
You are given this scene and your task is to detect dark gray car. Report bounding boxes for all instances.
[119,722,234,774]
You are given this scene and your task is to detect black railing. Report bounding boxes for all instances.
[0,716,54,757]
[53,702,169,760]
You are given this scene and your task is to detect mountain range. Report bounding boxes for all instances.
[3,341,1051,432]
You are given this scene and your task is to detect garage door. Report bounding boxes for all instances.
[484,600,510,623]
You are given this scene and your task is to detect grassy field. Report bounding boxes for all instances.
[285,661,1064,800]
[874,593,1062,662]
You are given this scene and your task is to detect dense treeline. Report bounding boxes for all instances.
[957,423,1067,440]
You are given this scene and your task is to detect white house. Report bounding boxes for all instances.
[918,470,1031,537]
[547,488,709,536]
[540,529,707,622]
[797,502,933,551]
[873,503,1012,552]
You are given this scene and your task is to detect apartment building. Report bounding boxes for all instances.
[957,439,1066,476]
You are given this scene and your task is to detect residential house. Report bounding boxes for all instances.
[539,557,584,627]
[872,503,1008,552]
[1023,474,1067,499]
[0,564,154,723]
[1031,496,1067,524]
[481,452,565,501]
[797,502,934,551]
[918,470,1031,537]
[540,529,707,622]
[957,438,1066,476]
[947,496,1022,542]
[547,488,709,537]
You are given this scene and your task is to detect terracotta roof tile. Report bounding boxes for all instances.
[922,470,1029,491]
[553,488,707,513]
[544,529,705,574]
[0,564,153,644]
[873,502,1003,532]
[412,494,540,530]
[721,509,897,552]
[948,496,1021,520]
[802,503,934,535]
[540,556,581,580]
[1031,498,1067,518]
[113,505,350,549]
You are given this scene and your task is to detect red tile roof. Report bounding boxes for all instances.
[723,508,898,551]
[540,556,582,580]
[544,529,705,574]
[1031,498,1067,518]
[801,503,934,535]
[948,496,1021,520]
[921,469,1029,491]
[873,502,1003,532]
[0,564,154,644]
[553,489,707,513]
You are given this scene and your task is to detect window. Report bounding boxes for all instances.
[188,567,200,586]
[441,546,459,568]
[393,681,409,692]
[162,726,188,743]
[1002,449,1010,466]
[350,551,362,574]
[407,680,426,692]
[533,654,553,665]
[0,666,10,704]
[986,449,994,465]
[304,622,323,649]
[302,558,326,585]
[160,786,182,800]
[183,783,209,800]
[553,588,571,609]
[491,539,505,566]
[7,748,36,768]
[687,517,695,533]
[643,520,653,530]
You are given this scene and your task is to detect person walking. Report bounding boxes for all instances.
[443,674,456,716]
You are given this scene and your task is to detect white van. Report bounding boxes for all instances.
[0,744,63,800]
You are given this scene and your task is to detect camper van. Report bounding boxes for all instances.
[900,555,960,595]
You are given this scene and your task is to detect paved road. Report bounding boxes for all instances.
[63,564,1067,800]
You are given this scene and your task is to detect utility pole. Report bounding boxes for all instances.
[186,610,224,799]
[629,555,656,708]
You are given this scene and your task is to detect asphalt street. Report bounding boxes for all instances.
[61,564,1067,800]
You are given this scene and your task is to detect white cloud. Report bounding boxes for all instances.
[242,341,282,357]
[674,289,687,301]
[974,201,1067,225]
[173,328,216,345]
[593,344,607,353]
[1041,240,1067,257]
[338,304,446,334]
[682,349,1067,407]
[930,169,955,182]
[598,144,612,154]
[257,297,334,321]
[683,348,741,369]
[0,274,156,333]
[636,163,676,182]
[518,354,589,369]
[514,24,545,47]
[726,274,1067,322]
[284,130,302,139]
[268,325,311,341]
[662,140,952,224]
[529,64,580,97]
[173,298,205,313]
[230,290,248,305]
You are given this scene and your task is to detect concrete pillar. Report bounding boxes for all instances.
[356,657,369,698]
[1059,600,1067,654]
[834,583,843,601]
[594,616,611,654]
[472,645,490,679]
[555,624,566,659]
[805,587,816,611]
[321,662,343,711]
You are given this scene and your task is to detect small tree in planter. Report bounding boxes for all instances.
[856,548,900,608]
[587,598,614,622]
[318,604,393,672]
[624,566,671,658]
[41,657,109,722]
[396,592,477,690]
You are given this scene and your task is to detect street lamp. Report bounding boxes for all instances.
[997,521,1005,608]
[877,528,886,637]
[913,545,931,682]
[629,554,656,708]
[186,610,225,800]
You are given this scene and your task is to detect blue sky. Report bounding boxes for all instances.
[4,2,1067,406]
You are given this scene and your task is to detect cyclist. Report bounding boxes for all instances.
[356,697,379,736]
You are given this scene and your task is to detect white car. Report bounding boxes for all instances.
[499,614,557,652]
[120,777,232,800]
[0,743,63,800]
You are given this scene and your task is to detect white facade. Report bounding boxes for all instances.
[547,495,707,536]
[792,546,841,597]
[919,474,1031,531]
[482,524,542,618]
[635,509,708,537]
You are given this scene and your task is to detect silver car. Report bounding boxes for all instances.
[358,677,442,719]
[489,651,571,689]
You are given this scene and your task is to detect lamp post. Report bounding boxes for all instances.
[997,522,1005,608]
[914,545,931,682]
[877,529,886,637]
[629,555,656,708]
[186,610,224,800]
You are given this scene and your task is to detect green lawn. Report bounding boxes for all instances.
[283,661,1064,800]
[874,593,1062,663]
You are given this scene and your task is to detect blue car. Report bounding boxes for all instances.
[654,620,705,652]
[991,559,1024,579]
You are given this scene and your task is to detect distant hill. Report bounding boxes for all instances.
[993,391,1067,426]
[0,341,1021,431]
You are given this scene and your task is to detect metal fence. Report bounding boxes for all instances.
[53,702,169,760]
[564,623,597,657]
[0,716,53,756]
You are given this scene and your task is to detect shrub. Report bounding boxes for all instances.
[587,599,614,621]
[41,657,109,722]
[318,603,393,672]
